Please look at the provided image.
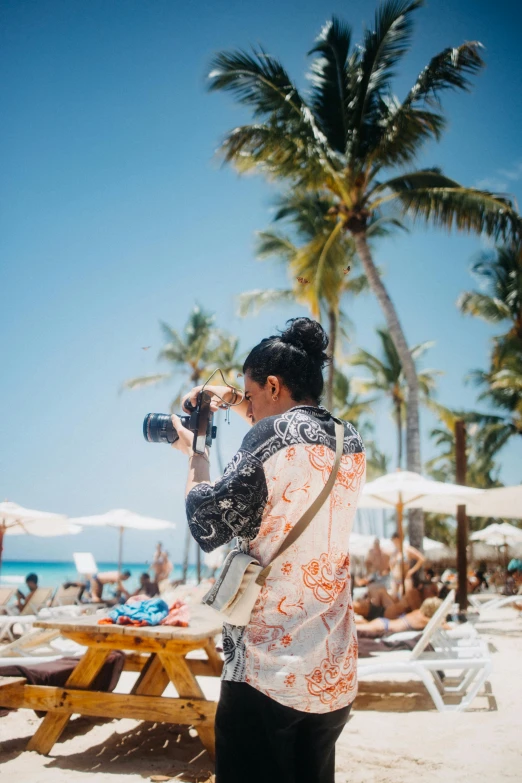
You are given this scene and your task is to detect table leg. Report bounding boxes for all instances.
[131,653,170,696]
[159,650,216,760]
[27,647,110,755]
[204,638,223,676]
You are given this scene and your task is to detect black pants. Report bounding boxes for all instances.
[215,681,351,783]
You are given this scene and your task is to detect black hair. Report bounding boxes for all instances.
[140,572,151,580]
[121,570,131,578]
[26,573,38,585]
[391,531,400,539]
[243,317,330,404]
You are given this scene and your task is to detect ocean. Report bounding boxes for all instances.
[0,560,200,591]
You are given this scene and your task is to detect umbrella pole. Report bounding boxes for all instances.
[0,526,4,581]
[118,526,123,575]
[397,498,405,597]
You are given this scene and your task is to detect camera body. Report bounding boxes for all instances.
[143,391,217,454]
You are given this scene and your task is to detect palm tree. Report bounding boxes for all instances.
[351,328,441,468]
[458,243,522,354]
[332,368,389,479]
[459,243,522,457]
[208,0,521,544]
[122,306,242,410]
[123,306,243,580]
[238,191,383,407]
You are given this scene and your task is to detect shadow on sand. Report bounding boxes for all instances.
[44,721,214,782]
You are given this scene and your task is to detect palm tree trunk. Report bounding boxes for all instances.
[395,398,403,469]
[353,233,423,548]
[326,308,337,410]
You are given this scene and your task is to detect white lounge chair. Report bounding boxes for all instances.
[0,588,54,642]
[0,587,16,615]
[358,590,493,712]
[469,592,522,615]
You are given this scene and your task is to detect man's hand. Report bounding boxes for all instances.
[171,414,195,456]
[180,384,237,414]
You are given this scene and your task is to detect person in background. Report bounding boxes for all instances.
[389,531,425,598]
[16,572,39,611]
[152,542,172,581]
[90,570,131,603]
[365,538,390,586]
[356,597,443,638]
[130,572,160,598]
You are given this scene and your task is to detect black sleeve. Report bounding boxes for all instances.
[185,448,268,553]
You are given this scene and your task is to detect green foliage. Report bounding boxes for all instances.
[458,243,522,461]
[209,1,521,241]
[331,368,390,479]
[350,327,441,466]
[122,306,243,410]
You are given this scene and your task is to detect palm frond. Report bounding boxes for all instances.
[457,291,512,323]
[308,17,352,153]
[208,48,305,121]
[237,288,297,317]
[120,373,172,392]
[354,0,422,150]
[255,231,297,261]
[407,41,485,107]
[375,170,522,242]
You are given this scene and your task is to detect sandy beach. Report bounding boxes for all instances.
[0,606,520,783]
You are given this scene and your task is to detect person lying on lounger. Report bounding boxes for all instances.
[355,597,443,638]
[353,581,439,622]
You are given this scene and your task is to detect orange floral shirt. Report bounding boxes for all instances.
[186,406,365,713]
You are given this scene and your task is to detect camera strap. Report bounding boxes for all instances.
[255,418,345,587]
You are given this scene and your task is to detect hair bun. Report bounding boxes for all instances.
[280,318,329,364]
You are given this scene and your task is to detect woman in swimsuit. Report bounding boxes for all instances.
[389,531,425,598]
[356,597,443,638]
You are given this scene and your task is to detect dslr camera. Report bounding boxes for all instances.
[143,391,217,454]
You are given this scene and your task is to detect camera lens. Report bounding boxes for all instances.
[143,413,178,444]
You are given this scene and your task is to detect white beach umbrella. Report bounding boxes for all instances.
[464,485,522,520]
[69,509,175,573]
[359,471,483,514]
[0,501,81,576]
[349,532,449,559]
[470,522,522,548]
[358,471,482,591]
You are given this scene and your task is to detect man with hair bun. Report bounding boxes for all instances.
[171,317,366,783]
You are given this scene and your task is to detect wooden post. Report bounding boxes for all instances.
[397,497,406,597]
[455,420,468,611]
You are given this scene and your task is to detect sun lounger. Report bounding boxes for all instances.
[50,585,84,607]
[357,590,493,712]
[0,587,16,615]
[469,592,522,614]
[0,588,54,642]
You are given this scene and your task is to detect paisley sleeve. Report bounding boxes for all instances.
[185,448,268,553]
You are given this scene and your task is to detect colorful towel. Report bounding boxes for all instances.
[161,599,190,627]
[98,597,169,627]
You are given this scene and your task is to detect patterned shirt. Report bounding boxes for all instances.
[186,405,365,713]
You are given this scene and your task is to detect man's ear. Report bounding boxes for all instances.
[267,375,281,396]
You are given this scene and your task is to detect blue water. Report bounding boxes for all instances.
[0,560,199,591]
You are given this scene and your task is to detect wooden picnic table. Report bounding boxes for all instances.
[0,604,223,758]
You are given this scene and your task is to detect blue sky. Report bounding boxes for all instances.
[1,0,521,564]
